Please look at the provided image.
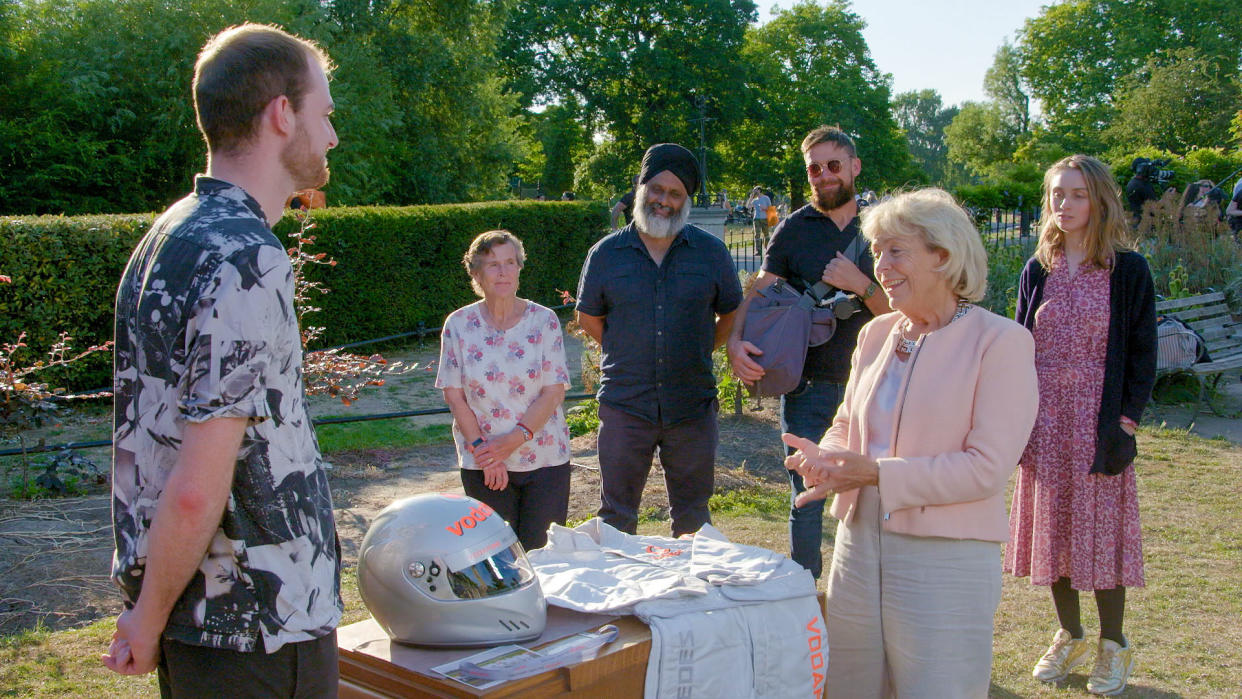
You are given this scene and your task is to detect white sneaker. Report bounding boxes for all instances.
[1087,637,1135,696]
[1032,628,1090,682]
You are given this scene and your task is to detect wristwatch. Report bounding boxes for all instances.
[861,281,879,300]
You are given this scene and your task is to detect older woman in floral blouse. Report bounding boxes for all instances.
[436,230,573,551]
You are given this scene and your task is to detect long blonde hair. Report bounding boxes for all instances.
[1035,154,1132,270]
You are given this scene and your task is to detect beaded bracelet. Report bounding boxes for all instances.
[516,422,534,441]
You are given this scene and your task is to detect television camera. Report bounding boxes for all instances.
[1131,157,1173,189]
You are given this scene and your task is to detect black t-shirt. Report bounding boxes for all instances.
[1125,177,1156,217]
[618,189,636,224]
[762,204,876,383]
[1229,189,1242,231]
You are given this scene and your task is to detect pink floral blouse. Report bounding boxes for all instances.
[436,301,572,472]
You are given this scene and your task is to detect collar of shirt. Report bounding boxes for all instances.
[194,175,268,224]
[612,222,700,254]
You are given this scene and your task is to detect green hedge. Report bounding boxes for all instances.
[0,214,153,390]
[953,181,1042,210]
[0,201,608,389]
[284,201,608,347]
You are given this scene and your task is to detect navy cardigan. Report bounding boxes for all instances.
[1015,250,1158,475]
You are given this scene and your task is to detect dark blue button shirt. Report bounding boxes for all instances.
[576,223,742,425]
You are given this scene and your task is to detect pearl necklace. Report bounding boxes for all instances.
[896,301,971,356]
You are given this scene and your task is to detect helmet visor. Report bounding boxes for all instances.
[445,542,535,599]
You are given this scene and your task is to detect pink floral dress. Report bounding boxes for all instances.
[1005,253,1145,590]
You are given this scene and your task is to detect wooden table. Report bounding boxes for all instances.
[338,608,651,698]
[339,594,827,698]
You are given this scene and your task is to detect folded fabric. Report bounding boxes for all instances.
[530,520,710,615]
[529,519,827,698]
[644,595,827,699]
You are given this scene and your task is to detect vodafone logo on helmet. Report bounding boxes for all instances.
[445,502,496,536]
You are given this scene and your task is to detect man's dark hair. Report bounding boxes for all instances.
[193,24,333,154]
[800,125,857,157]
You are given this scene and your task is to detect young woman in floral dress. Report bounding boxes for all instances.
[1005,155,1157,696]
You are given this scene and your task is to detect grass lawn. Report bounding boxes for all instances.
[2,426,1238,697]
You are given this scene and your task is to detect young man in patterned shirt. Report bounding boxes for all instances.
[103,24,342,696]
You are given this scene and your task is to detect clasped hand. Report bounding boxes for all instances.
[782,434,880,507]
[472,431,524,490]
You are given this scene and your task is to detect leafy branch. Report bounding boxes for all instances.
[285,211,422,405]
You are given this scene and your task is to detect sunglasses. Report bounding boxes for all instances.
[806,158,850,178]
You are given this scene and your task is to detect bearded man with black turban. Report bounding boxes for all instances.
[575,143,743,537]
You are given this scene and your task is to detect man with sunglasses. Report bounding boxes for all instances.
[727,125,889,580]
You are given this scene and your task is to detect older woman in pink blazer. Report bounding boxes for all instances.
[786,188,1039,698]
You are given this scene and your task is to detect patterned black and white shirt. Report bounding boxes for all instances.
[111,176,341,653]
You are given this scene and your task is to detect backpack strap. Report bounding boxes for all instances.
[804,232,865,301]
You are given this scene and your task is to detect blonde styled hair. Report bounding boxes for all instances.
[1036,155,1132,270]
[860,188,988,303]
[463,230,526,297]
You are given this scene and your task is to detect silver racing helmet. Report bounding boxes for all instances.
[357,492,547,646]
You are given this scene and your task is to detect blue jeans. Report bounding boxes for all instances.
[780,378,844,579]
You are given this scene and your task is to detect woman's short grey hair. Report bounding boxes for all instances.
[860,188,988,303]
[463,230,526,296]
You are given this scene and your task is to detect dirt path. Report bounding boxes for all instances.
[0,320,790,636]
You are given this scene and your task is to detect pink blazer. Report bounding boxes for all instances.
[822,306,1038,542]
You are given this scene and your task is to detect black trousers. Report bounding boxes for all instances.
[157,631,338,699]
[596,401,718,537]
[461,462,571,551]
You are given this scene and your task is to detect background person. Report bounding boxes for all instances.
[104,24,343,695]
[1124,162,1158,226]
[1176,179,1219,227]
[746,185,772,255]
[610,174,639,230]
[1226,185,1242,237]
[436,230,573,552]
[1005,155,1157,696]
[785,188,1038,697]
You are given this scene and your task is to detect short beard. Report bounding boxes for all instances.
[632,184,691,239]
[281,123,330,191]
[810,178,856,214]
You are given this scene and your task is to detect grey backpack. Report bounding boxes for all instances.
[741,279,839,396]
[740,233,866,396]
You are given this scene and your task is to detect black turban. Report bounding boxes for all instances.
[639,143,700,197]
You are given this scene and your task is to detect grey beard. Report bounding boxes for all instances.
[633,189,691,239]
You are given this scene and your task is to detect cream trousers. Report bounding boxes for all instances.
[825,486,1001,698]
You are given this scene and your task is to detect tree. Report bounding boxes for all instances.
[1106,49,1240,154]
[0,0,529,214]
[529,99,591,197]
[1019,0,1242,152]
[944,102,1017,179]
[573,139,634,201]
[327,0,528,204]
[983,42,1030,137]
[719,1,915,204]
[892,90,958,184]
[500,0,756,179]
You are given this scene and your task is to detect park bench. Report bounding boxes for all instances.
[1154,291,1242,420]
